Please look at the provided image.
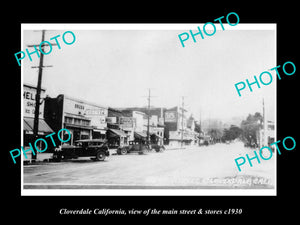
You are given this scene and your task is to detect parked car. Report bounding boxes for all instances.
[53,139,109,162]
[116,141,146,155]
[116,141,165,155]
[199,136,210,146]
[148,143,165,152]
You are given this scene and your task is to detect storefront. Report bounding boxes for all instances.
[23,84,54,151]
[119,116,135,142]
[134,131,147,144]
[106,108,134,146]
[117,109,165,145]
[150,127,164,146]
[106,128,128,148]
[163,106,198,147]
[44,94,108,145]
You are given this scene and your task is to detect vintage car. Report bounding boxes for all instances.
[116,141,165,155]
[53,139,109,161]
[148,143,165,152]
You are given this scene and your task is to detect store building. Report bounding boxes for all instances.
[106,107,131,148]
[186,115,199,145]
[119,108,164,145]
[258,120,275,149]
[119,110,147,143]
[23,84,53,151]
[44,94,108,145]
[164,106,197,147]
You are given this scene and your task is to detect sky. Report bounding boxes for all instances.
[22,24,276,124]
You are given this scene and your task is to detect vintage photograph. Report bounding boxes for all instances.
[21,24,276,195]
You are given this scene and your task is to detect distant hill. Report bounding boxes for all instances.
[223,116,244,128]
[201,116,244,132]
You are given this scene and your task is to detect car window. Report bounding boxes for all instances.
[90,142,98,146]
[75,142,82,147]
[82,142,88,147]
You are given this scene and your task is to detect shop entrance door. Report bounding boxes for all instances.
[73,130,81,143]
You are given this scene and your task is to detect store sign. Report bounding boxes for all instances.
[85,108,106,116]
[23,85,45,118]
[106,117,117,124]
[120,117,135,128]
[63,97,108,128]
[64,98,107,116]
[165,111,177,123]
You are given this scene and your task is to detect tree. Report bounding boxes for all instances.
[240,112,263,147]
[229,125,242,140]
[222,125,242,142]
[207,128,223,143]
[194,122,202,134]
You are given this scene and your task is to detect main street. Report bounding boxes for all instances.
[23,141,275,189]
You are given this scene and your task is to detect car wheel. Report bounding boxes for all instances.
[53,154,62,162]
[54,157,62,162]
[120,148,128,155]
[159,146,164,152]
[96,151,106,161]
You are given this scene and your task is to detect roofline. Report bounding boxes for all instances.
[23,83,46,91]
[58,94,108,109]
[75,139,107,142]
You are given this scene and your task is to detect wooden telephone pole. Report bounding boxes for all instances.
[181,96,185,148]
[262,98,267,147]
[28,30,55,160]
[142,89,156,145]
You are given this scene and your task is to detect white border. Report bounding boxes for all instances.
[23,188,275,196]
[21,23,277,196]
[21,23,276,30]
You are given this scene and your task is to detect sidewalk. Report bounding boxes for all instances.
[23,153,53,164]
[164,145,202,151]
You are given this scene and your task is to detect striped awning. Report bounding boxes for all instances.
[134,131,147,139]
[23,117,53,134]
[107,128,127,137]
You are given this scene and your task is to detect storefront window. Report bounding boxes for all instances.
[74,118,81,125]
[80,135,89,140]
[82,120,90,126]
[63,131,72,145]
[65,116,73,124]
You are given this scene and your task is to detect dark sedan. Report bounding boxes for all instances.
[53,139,110,161]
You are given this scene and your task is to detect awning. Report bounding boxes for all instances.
[23,120,32,132]
[93,129,106,134]
[150,133,163,139]
[23,117,53,134]
[107,128,127,137]
[134,131,147,139]
[64,123,93,130]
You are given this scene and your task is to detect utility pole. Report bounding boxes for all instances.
[147,88,153,144]
[198,110,202,146]
[28,30,55,160]
[262,98,267,147]
[147,89,151,145]
[181,96,185,148]
[199,110,202,134]
[142,88,156,145]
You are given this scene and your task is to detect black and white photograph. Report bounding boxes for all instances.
[4,2,300,222]
[21,24,276,195]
